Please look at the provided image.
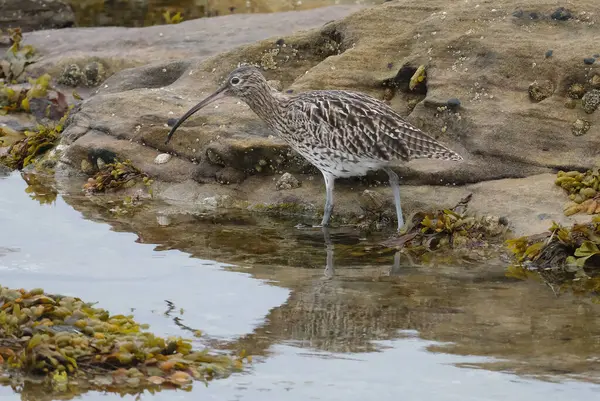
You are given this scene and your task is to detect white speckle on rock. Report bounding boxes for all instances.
[156,214,171,226]
[154,153,172,164]
[275,172,301,191]
[162,68,167,72]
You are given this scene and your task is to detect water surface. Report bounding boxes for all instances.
[1,171,599,400]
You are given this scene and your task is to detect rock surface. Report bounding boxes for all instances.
[7,1,600,235]
[0,0,75,32]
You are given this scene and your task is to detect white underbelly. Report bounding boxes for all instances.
[296,147,385,178]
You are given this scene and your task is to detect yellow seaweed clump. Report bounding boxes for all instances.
[0,285,246,397]
[1,74,69,119]
[162,10,184,24]
[0,113,67,170]
[0,27,37,81]
[83,159,153,194]
[382,194,509,260]
[505,218,600,297]
[555,169,600,216]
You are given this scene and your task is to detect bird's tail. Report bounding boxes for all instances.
[410,141,463,161]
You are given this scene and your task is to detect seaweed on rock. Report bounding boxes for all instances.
[555,169,600,216]
[0,285,247,397]
[83,159,153,194]
[0,113,68,170]
[506,217,600,298]
[382,194,509,262]
[0,28,38,81]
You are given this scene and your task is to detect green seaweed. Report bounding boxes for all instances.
[83,159,153,193]
[0,28,38,81]
[21,172,58,205]
[0,285,248,397]
[1,74,68,119]
[162,10,184,24]
[382,194,509,259]
[555,169,600,216]
[0,113,68,170]
[505,217,600,298]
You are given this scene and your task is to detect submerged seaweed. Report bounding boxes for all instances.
[505,217,600,298]
[83,159,153,194]
[0,113,68,170]
[0,285,247,397]
[381,194,509,262]
[21,172,58,205]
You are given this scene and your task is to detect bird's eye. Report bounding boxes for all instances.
[230,77,240,85]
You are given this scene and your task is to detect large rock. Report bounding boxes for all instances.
[19,5,362,82]
[14,1,600,233]
[0,0,75,32]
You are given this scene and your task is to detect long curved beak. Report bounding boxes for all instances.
[165,85,228,144]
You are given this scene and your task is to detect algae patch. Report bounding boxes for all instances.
[505,218,600,299]
[555,169,600,216]
[382,194,509,263]
[0,28,38,81]
[0,285,247,396]
[83,159,153,194]
[0,114,68,170]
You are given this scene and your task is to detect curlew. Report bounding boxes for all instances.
[165,66,463,230]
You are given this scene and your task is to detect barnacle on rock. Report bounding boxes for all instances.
[567,83,586,99]
[57,64,83,87]
[0,285,246,396]
[528,80,554,102]
[582,89,600,114]
[571,118,591,136]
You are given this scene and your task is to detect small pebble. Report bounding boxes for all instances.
[511,9,523,18]
[154,153,172,164]
[583,58,596,65]
[545,49,553,58]
[275,172,301,191]
[550,7,572,21]
[167,118,178,127]
[446,98,461,109]
[529,12,539,20]
[275,38,285,46]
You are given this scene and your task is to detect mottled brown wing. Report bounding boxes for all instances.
[286,90,461,162]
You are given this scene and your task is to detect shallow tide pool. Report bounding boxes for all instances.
[1,171,599,400]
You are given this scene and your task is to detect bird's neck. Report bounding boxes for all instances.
[242,84,286,126]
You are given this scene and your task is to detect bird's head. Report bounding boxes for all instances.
[165,66,267,144]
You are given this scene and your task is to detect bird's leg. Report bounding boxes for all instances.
[383,167,404,231]
[321,172,335,227]
[322,226,334,278]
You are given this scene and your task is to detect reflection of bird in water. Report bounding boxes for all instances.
[165,66,463,230]
[321,227,402,279]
